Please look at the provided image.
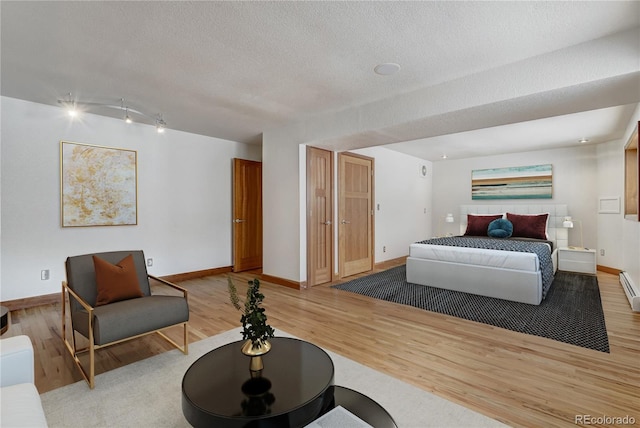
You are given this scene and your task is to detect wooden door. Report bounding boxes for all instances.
[233,158,262,272]
[306,147,333,286]
[338,152,374,278]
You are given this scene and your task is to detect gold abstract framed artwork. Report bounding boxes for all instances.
[60,141,137,227]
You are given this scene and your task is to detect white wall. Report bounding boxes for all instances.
[432,145,599,250]
[351,147,432,261]
[1,97,260,301]
[618,104,640,288]
[596,140,625,269]
[262,129,302,281]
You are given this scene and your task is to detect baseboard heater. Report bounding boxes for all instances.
[620,271,640,312]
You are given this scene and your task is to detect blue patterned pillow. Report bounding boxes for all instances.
[487,218,513,238]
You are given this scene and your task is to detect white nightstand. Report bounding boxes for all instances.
[557,247,596,275]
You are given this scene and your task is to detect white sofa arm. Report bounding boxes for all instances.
[0,335,35,387]
[0,335,48,427]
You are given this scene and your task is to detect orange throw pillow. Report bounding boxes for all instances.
[93,254,143,306]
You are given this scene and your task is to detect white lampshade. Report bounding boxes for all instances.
[562,216,583,249]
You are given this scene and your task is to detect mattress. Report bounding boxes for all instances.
[408,236,556,303]
[409,243,540,272]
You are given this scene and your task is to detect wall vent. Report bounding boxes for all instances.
[619,271,640,312]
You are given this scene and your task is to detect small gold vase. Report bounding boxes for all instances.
[241,339,271,375]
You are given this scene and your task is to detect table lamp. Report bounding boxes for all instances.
[562,216,584,249]
[439,213,455,237]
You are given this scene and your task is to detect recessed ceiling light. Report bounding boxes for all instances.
[441,154,448,159]
[579,138,589,143]
[374,63,401,76]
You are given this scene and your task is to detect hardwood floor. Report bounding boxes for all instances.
[4,262,640,427]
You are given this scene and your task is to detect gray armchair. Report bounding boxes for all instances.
[62,250,189,388]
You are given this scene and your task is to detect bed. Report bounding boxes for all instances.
[406,204,569,305]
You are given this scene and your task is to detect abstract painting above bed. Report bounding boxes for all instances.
[471,164,553,200]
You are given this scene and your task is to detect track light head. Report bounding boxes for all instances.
[58,93,79,118]
[156,117,166,133]
[67,104,78,118]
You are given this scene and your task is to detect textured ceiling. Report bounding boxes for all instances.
[386,104,637,161]
[1,1,639,160]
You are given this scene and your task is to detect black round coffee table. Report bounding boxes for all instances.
[331,386,397,428]
[182,337,335,428]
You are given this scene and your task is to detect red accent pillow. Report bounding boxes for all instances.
[506,213,549,240]
[93,254,143,306]
[464,214,503,236]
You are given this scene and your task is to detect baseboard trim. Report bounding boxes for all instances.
[1,266,234,311]
[330,256,407,283]
[1,293,59,312]
[597,265,622,275]
[375,256,408,268]
[261,274,301,290]
[160,266,233,283]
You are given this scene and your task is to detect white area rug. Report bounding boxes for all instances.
[41,328,506,428]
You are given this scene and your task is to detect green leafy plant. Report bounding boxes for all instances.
[228,277,275,348]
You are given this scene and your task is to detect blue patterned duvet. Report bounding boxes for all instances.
[415,236,554,299]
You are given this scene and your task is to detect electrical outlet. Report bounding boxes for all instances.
[383,246,386,253]
[600,249,605,256]
[40,269,50,280]
[146,258,153,267]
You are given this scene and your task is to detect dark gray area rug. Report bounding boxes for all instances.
[332,265,609,353]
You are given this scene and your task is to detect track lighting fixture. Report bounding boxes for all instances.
[57,93,166,130]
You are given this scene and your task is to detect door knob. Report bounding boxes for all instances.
[341,219,350,224]
[323,220,332,225]
[234,219,246,223]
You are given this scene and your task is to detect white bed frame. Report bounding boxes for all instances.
[406,204,568,305]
